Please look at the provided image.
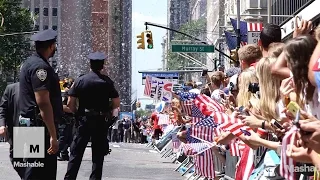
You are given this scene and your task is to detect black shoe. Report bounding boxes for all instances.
[57,155,69,161]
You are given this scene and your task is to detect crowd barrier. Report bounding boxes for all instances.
[148,131,317,180]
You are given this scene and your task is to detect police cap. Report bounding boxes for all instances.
[87,52,107,61]
[30,29,57,42]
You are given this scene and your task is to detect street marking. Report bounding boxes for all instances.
[112,145,120,148]
[149,150,158,153]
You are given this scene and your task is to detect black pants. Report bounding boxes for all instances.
[58,123,73,158]
[111,129,118,142]
[24,133,57,180]
[118,130,124,142]
[154,129,162,140]
[9,145,25,179]
[64,115,108,180]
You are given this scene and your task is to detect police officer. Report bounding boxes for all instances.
[19,29,62,179]
[58,82,74,161]
[64,52,120,180]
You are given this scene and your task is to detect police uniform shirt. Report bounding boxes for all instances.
[19,53,63,120]
[19,30,62,120]
[68,72,119,113]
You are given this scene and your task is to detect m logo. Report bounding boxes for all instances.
[30,144,39,153]
[13,127,45,158]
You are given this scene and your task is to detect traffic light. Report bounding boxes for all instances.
[59,80,65,91]
[136,101,141,108]
[230,49,238,61]
[137,32,145,49]
[146,31,153,49]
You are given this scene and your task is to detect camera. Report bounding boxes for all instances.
[248,83,259,94]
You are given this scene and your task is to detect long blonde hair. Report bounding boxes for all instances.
[256,57,281,121]
[237,69,258,107]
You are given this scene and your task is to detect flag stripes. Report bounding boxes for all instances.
[143,75,151,96]
[247,22,263,32]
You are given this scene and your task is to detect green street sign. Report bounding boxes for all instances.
[171,44,215,53]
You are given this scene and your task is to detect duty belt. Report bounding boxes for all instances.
[84,109,108,116]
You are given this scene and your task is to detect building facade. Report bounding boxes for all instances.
[107,0,133,111]
[190,0,207,20]
[23,0,133,111]
[167,0,191,41]
[22,0,61,69]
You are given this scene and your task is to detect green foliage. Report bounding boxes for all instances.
[167,18,207,70]
[135,109,151,118]
[0,0,34,94]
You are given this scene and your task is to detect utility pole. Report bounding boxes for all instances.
[236,0,241,49]
[267,0,272,23]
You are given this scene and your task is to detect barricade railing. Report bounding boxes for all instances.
[147,128,315,180]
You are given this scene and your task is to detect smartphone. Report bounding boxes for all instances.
[201,69,208,76]
[271,119,284,130]
[239,106,250,116]
[287,101,300,118]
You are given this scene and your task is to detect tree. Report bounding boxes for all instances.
[166,18,207,70]
[135,109,151,118]
[0,0,34,94]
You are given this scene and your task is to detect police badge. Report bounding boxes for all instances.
[36,69,47,81]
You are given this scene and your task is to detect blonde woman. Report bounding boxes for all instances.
[256,57,282,122]
[236,69,259,108]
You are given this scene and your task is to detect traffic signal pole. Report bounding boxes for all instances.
[236,0,241,49]
[144,22,234,61]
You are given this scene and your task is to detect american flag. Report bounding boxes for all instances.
[186,128,201,143]
[193,94,225,115]
[191,105,205,118]
[183,142,213,156]
[195,116,221,137]
[191,117,215,142]
[247,22,263,32]
[280,126,298,180]
[189,118,216,179]
[229,139,240,157]
[234,145,254,180]
[204,111,251,137]
[195,116,218,128]
[180,100,193,116]
[194,148,216,179]
[143,75,151,96]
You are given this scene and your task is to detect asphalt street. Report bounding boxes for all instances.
[0,142,182,180]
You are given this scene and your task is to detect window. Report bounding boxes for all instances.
[34,25,39,31]
[43,8,48,16]
[34,8,39,15]
[52,25,57,30]
[43,25,48,30]
[52,8,58,16]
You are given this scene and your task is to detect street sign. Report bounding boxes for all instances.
[141,72,179,85]
[248,31,261,45]
[171,44,215,53]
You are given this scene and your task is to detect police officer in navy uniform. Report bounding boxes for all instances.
[19,29,62,179]
[64,52,120,180]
